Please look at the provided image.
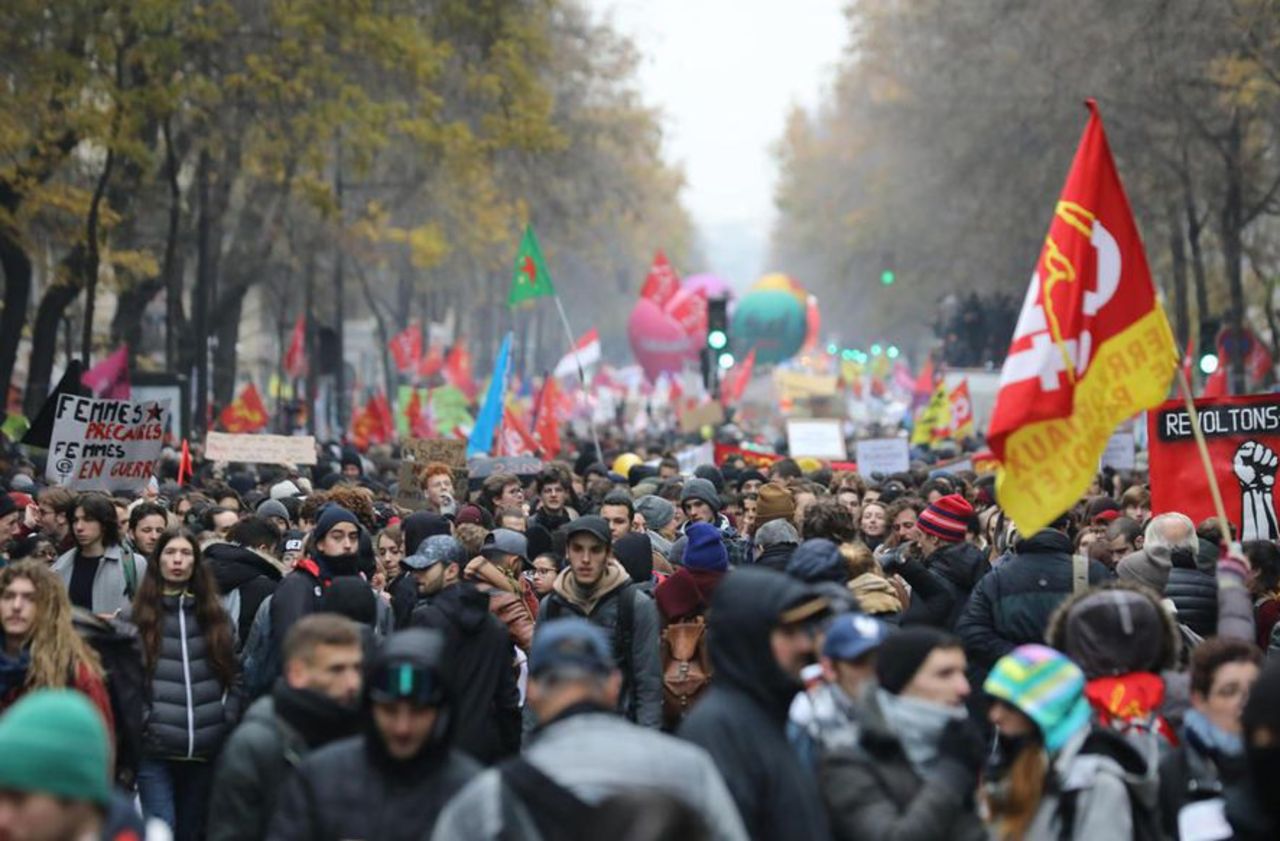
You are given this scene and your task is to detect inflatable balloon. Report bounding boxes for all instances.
[803,294,821,352]
[752,273,807,305]
[628,297,700,381]
[683,273,734,301]
[730,289,807,364]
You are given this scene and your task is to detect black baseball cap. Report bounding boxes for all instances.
[564,515,611,548]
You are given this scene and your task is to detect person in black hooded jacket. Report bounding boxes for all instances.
[409,535,520,765]
[267,628,480,841]
[268,506,365,655]
[678,566,832,841]
[205,516,287,645]
[391,511,451,628]
[1164,541,1218,639]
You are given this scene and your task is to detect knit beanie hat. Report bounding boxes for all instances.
[755,483,796,529]
[402,511,450,556]
[694,464,726,492]
[876,626,957,695]
[614,532,654,584]
[0,689,111,806]
[985,644,1091,752]
[916,494,973,543]
[314,505,360,543]
[256,498,290,524]
[786,539,846,584]
[680,478,720,512]
[683,522,729,572]
[635,495,675,531]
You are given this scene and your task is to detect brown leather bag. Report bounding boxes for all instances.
[661,616,713,727]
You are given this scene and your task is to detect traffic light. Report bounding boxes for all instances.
[880,251,896,286]
[706,296,729,353]
[1198,316,1221,375]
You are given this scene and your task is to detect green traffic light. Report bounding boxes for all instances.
[718,352,735,369]
[870,343,883,356]
[708,330,728,350]
[881,269,895,285]
[887,346,900,359]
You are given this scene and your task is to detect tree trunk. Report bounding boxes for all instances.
[1183,167,1209,320]
[162,118,185,371]
[211,285,246,409]
[192,150,214,438]
[1221,113,1246,394]
[0,231,32,409]
[24,247,88,417]
[1166,203,1190,350]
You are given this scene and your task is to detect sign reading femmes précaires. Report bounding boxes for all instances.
[46,394,169,492]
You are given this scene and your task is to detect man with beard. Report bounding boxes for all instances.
[678,566,831,840]
[208,615,365,840]
[387,511,451,628]
[268,628,479,841]
[411,535,520,765]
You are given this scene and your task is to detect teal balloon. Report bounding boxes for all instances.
[730,290,807,364]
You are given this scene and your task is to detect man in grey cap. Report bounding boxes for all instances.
[411,536,521,765]
[635,495,678,559]
[754,520,801,573]
[536,516,662,729]
[256,498,291,534]
[432,618,748,841]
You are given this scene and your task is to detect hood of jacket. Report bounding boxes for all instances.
[551,559,631,614]
[1052,724,1157,806]
[362,628,455,773]
[1011,528,1073,558]
[428,581,492,634]
[924,540,988,592]
[1044,581,1181,676]
[786,539,845,584]
[754,541,797,572]
[707,566,816,720]
[205,541,287,592]
[271,682,361,750]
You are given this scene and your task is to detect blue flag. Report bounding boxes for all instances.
[467,332,513,458]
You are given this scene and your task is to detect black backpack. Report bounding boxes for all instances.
[499,757,599,841]
[72,608,146,786]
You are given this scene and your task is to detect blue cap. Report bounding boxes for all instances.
[823,614,892,662]
[529,618,614,678]
[402,534,466,571]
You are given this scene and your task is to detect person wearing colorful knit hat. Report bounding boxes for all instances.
[984,644,1156,840]
[890,493,988,631]
[0,689,112,837]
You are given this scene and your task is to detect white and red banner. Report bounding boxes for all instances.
[554,328,601,378]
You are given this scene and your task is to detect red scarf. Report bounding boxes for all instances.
[1084,672,1178,746]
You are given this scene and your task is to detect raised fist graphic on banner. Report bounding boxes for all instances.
[1234,440,1280,540]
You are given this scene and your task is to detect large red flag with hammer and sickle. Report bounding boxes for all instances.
[988,101,1177,535]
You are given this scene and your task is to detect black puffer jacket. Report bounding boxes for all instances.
[677,567,831,841]
[137,593,241,759]
[956,530,1112,673]
[899,541,989,630]
[205,542,285,645]
[409,582,520,764]
[267,630,480,841]
[1164,566,1218,639]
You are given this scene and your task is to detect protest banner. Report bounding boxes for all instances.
[854,437,910,477]
[787,418,846,459]
[1149,392,1280,540]
[675,442,715,475]
[397,437,468,510]
[1100,428,1136,471]
[204,432,317,466]
[714,443,781,470]
[774,370,838,400]
[678,401,725,434]
[46,394,169,492]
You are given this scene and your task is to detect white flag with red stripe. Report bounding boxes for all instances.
[554,328,601,378]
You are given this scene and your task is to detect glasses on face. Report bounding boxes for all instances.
[531,566,558,577]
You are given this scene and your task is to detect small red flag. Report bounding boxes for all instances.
[219,383,269,433]
[639,250,680,306]
[443,340,477,401]
[177,439,192,486]
[283,316,307,379]
[389,323,422,375]
[499,405,540,457]
[534,376,562,459]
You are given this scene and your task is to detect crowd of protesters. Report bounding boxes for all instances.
[1,434,1280,840]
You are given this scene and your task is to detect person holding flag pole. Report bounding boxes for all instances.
[508,224,602,463]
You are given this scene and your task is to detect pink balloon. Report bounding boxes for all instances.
[628,298,699,381]
[683,273,734,300]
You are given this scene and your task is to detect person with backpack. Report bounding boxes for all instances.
[126,528,242,840]
[52,492,145,616]
[984,644,1159,841]
[654,523,727,728]
[205,516,287,645]
[535,516,662,729]
[431,617,748,841]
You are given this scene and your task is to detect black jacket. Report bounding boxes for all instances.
[388,572,418,629]
[268,554,363,653]
[677,567,830,841]
[206,542,284,645]
[207,683,360,841]
[267,631,480,841]
[1164,566,1218,639]
[409,582,520,764]
[956,530,1112,673]
[753,542,796,573]
[898,541,989,630]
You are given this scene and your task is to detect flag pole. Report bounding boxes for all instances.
[550,294,602,463]
[1174,358,1233,543]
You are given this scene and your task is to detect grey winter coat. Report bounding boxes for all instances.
[130,593,241,759]
[431,710,748,841]
[820,688,987,841]
[53,543,146,616]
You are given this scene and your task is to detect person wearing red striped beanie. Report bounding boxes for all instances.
[894,494,989,631]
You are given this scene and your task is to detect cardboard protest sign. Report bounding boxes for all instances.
[854,438,910,477]
[396,437,468,510]
[787,418,846,459]
[204,432,317,466]
[46,395,169,492]
[1149,392,1280,540]
[679,401,725,434]
[1100,428,1136,471]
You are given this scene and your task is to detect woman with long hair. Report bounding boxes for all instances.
[859,500,890,551]
[0,560,113,730]
[128,528,241,840]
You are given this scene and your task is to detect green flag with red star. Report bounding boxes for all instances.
[508,224,556,307]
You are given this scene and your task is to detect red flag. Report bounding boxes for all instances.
[388,323,422,375]
[219,383,269,433]
[405,388,433,438]
[82,344,130,399]
[177,439,192,486]
[1202,366,1228,398]
[948,379,975,437]
[721,348,756,406]
[372,392,395,443]
[443,340,477,401]
[418,342,444,379]
[498,405,540,457]
[350,399,378,450]
[639,250,680,306]
[987,101,1177,535]
[534,376,562,458]
[283,316,307,379]
[912,357,936,409]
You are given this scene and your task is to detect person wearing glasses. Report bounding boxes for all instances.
[268,628,479,841]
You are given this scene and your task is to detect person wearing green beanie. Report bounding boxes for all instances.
[0,689,111,838]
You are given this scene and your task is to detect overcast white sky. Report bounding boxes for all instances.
[585,0,849,286]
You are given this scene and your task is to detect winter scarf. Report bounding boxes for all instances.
[552,559,630,615]
[1084,672,1177,745]
[0,646,30,700]
[1183,708,1244,758]
[876,687,967,775]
